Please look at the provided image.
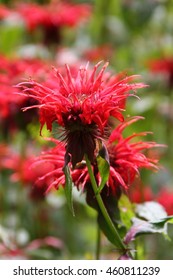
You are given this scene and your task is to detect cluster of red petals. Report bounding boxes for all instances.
[17,62,145,135]
[0,4,10,20]
[0,55,49,122]
[1,148,59,194]
[0,143,64,199]
[149,58,173,75]
[129,184,154,204]
[25,118,162,196]
[129,185,173,215]
[15,1,91,32]
[72,117,161,195]
[156,188,173,215]
[148,57,173,87]
[29,142,66,193]
[107,117,161,193]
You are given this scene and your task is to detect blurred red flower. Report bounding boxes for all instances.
[0,55,50,134]
[128,183,154,203]
[17,1,91,31]
[148,57,173,88]
[16,1,91,45]
[156,188,173,215]
[0,4,10,20]
[0,142,65,200]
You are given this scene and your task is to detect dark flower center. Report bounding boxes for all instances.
[62,110,98,168]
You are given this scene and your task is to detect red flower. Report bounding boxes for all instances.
[72,117,161,195]
[16,1,91,45]
[148,57,173,88]
[0,4,10,20]
[156,188,173,215]
[0,55,50,134]
[17,62,145,167]
[1,142,65,199]
[128,183,154,203]
[31,117,162,197]
[107,117,161,194]
[17,2,91,31]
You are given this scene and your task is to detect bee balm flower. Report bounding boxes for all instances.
[17,62,145,168]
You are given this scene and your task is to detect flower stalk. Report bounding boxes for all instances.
[85,154,128,256]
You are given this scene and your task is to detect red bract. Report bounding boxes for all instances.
[17,62,145,167]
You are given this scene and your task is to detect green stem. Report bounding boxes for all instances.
[96,221,101,260]
[85,154,127,254]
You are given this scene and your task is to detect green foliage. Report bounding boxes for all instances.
[0,24,24,55]
[63,165,75,217]
[96,145,110,193]
[124,202,173,245]
[118,194,135,229]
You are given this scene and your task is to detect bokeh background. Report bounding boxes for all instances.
[1,0,173,259]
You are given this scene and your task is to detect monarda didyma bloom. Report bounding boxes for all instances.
[17,62,145,168]
[25,118,161,197]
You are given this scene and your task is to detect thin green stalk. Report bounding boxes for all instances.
[96,221,101,260]
[85,154,127,254]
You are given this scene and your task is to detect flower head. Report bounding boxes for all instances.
[16,1,91,45]
[0,142,65,199]
[17,62,145,167]
[17,1,91,31]
[71,117,162,196]
[29,117,162,198]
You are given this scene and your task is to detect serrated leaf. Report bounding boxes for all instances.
[96,144,110,193]
[63,165,75,216]
[118,194,135,229]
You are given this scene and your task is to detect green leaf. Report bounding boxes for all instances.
[98,213,125,249]
[96,144,110,194]
[0,24,24,55]
[118,194,135,229]
[135,201,167,222]
[63,165,75,216]
[97,193,126,248]
[124,201,173,244]
[124,217,168,244]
